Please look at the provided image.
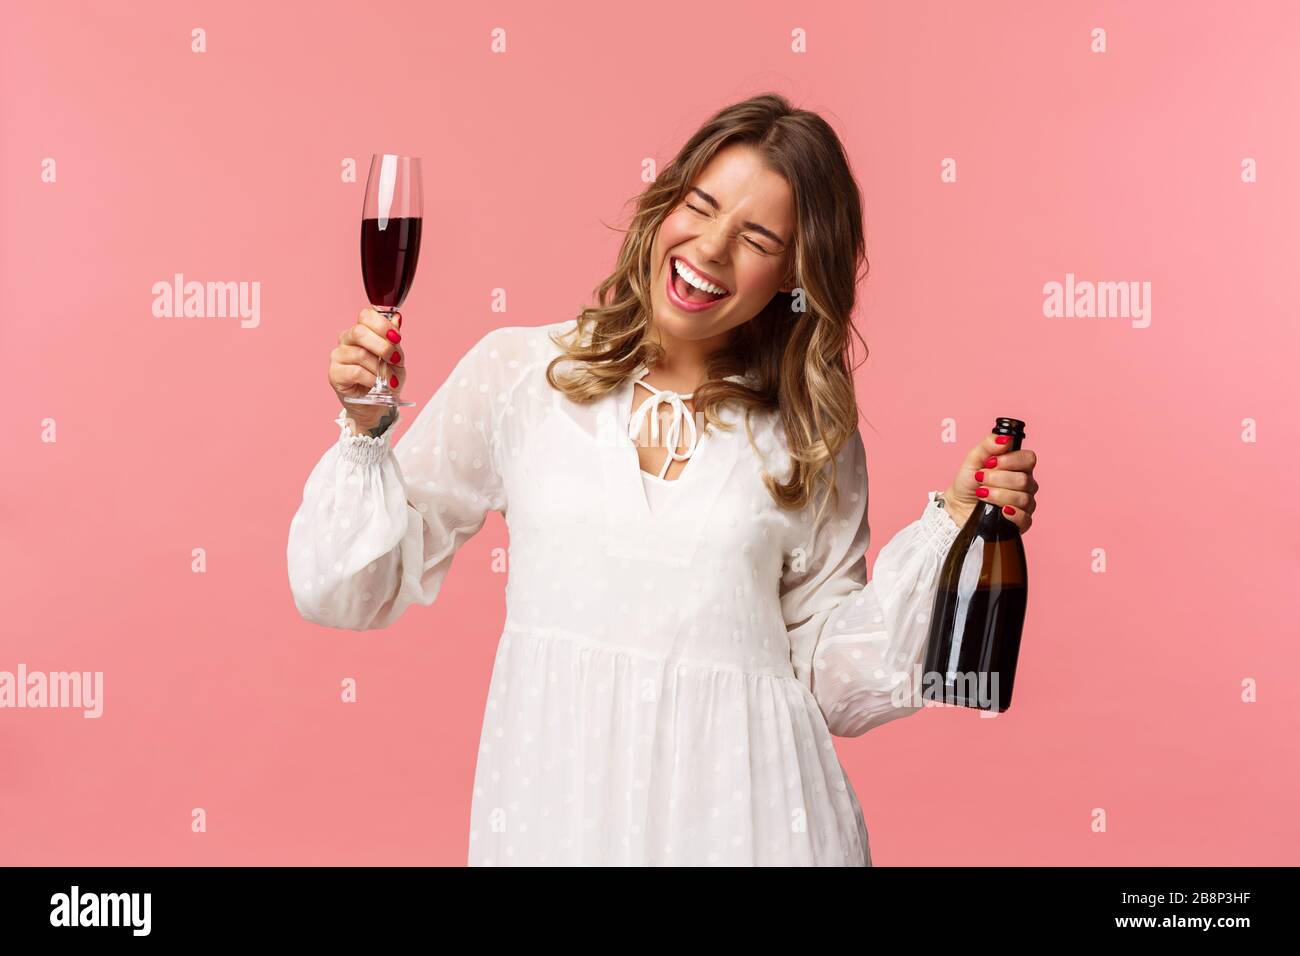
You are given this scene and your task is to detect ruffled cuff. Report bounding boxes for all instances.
[807,492,957,736]
[921,489,961,558]
[334,407,392,466]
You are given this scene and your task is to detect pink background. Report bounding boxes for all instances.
[3,0,1298,865]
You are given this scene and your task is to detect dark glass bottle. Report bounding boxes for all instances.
[922,418,1029,712]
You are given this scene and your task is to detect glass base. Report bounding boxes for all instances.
[342,390,415,408]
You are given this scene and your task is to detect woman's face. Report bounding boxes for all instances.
[648,143,796,347]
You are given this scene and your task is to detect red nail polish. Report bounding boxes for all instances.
[389,375,399,388]
[975,470,984,482]
[984,457,997,468]
[390,351,401,364]
[1003,505,1016,515]
[976,487,989,498]
[387,330,401,343]
[995,435,1009,444]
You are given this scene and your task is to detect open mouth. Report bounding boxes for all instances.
[669,256,732,307]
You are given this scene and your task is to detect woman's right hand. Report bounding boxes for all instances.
[329,308,406,436]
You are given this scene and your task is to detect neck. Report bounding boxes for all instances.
[645,322,732,391]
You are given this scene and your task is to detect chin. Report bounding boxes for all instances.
[650,306,724,341]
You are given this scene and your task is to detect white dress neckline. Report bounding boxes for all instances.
[627,364,754,483]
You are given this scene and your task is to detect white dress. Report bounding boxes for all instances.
[286,319,961,866]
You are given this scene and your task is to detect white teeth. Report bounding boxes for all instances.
[673,258,728,295]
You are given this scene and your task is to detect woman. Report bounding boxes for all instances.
[287,93,1040,866]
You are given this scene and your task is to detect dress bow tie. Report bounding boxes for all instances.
[627,370,699,480]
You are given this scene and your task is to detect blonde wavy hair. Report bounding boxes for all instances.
[545,92,869,525]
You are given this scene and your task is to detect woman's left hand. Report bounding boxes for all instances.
[941,432,1039,533]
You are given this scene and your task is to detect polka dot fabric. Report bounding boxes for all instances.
[287,320,962,866]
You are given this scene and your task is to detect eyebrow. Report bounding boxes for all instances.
[689,187,788,248]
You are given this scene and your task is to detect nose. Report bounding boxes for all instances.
[693,220,730,265]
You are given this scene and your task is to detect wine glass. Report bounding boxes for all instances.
[345,152,423,408]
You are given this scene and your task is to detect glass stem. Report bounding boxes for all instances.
[374,307,400,393]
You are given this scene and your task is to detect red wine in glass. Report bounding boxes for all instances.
[345,153,423,408]
[361,216,422,310]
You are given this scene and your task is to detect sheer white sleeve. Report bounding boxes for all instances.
[780,431,962,737]
[286,328,514,631]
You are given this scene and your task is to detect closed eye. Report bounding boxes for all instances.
[684,203,773,254]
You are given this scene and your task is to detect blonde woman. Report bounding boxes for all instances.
[288,93,1040,866]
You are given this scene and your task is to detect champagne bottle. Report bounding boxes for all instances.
[922,418,1029,712]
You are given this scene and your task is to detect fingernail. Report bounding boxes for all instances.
[390,350,401,364]
[389,375,399,388]
[387,329,402,343]
[995,436,1009,444]
[975,470,985,482]
[1003,505,1016,515]
[976,487,989,498]
[984,457,998,468]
